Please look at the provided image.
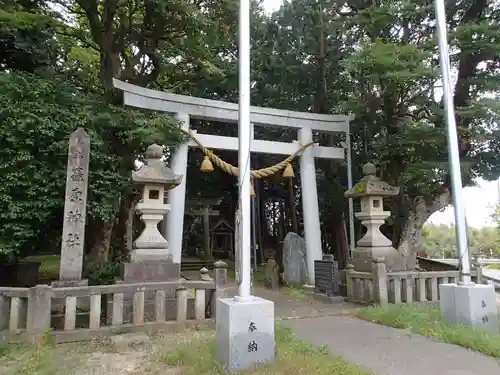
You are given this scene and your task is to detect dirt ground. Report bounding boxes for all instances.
[0,331,181,375]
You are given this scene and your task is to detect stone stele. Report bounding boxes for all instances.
[282,232,308,285]
[216,296,275,372]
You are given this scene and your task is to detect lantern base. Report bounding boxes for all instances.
[350,247,416,272]
[121,259,180,282]
[130,248,171,263]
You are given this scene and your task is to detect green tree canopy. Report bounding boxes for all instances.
[0,71,179,259]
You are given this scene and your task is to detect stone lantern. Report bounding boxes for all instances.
[345,162,412,272]
[131,143,182,263]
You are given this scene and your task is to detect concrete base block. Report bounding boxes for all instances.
[439,283,498,331]
[216,296,275,372]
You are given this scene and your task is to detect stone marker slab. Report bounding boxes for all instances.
[283,232,308,285]
[439,283,498,331]
[216,296,275,372]
[59,128,90,281]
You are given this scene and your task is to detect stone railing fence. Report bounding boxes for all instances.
[0,261,228,343]
[346,258,484,306]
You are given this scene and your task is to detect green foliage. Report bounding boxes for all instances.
[0,71,181,256]
[420,224,499,258]
[356,304,500,358]
[0,0,60,73]
[84,261,122,286]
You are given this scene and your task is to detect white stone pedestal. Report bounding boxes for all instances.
[439,283,498,331]
[216,296,275,372]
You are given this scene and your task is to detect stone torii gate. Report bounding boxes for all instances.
[113,79,354,285]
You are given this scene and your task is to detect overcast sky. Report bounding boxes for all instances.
[263,0,283,12]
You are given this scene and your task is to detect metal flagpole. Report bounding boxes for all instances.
[434,0,472,284]
[236,0,252,299]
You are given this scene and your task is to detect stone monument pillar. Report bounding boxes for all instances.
[345,162,413,272]
[123,143,183,282]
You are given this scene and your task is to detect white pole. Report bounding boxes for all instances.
[236,0,252,299]
[434,0,471,284]
[497,178,500,204]
[346,132,355,256]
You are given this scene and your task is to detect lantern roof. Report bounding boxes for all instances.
[132,144,182,189]
[345,162,399,199]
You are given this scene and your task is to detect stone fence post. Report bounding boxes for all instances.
[212,260,228,316]
[26,284,53,343]
[200,267,213,282]
[472,258,483,284]
[0,294,9,331]
[372,258,388,307]
[345,264,355,301]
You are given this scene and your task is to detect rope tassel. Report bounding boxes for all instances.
[282,163,295,178]
[200,156,214,172]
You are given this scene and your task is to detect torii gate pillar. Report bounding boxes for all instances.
[165,113,190,264]
[298,127,323,286]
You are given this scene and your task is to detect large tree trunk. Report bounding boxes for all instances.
[396,192,450,256]
[87,219,114,264]
[115,191,139,259]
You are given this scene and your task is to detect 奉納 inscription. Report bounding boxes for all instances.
[248,321,257,332]
[247,341,258,352]
[247,321,258,352]
[480,300,488,324]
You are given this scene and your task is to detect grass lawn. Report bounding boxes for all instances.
[487,264,500,270]
[356,304,500,358]
[228,265,309,299]
[227,265,267,284]
[1,325,370,375]
[147,324,370,375]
